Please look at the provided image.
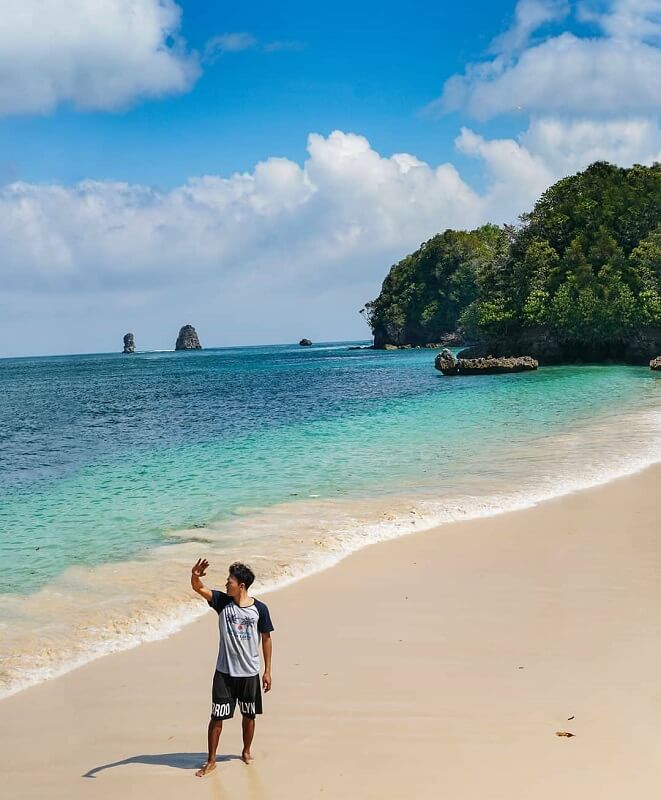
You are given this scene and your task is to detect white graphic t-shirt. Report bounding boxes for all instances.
[208,589,274,677]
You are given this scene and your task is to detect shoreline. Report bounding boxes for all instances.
[3,430,661,702]
[2,462,661,798]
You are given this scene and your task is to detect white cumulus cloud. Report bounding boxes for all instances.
[0,123,659,355]
[0,132,483,293]
[433,0,661,119]
[456,117,660,214]
[1,124,659,297]
[0,0,199,115]
[520,116,661,173]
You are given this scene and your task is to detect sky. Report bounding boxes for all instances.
[0,0,659,357]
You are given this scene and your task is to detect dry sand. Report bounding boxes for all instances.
[1,464,661,799]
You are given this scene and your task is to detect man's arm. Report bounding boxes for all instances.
[261,632,272,692]
[191,558,213,602]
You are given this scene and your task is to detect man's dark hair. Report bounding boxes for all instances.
[229,561,255,589]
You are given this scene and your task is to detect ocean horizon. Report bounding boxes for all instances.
[1,340,660,699]
[0,338,375,362]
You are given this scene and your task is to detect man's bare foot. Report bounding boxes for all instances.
[195,760,216,777]
[241,749,253,764]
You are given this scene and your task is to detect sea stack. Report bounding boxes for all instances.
[299,338,312,347]
[175,325,202,350]
[122,333,135,354]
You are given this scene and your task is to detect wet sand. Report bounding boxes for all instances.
[1,463,661,799]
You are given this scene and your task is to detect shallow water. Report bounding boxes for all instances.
[1,342,660,697]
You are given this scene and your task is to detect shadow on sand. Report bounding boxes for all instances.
[83,751,242,778]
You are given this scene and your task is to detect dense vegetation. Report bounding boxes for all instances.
[364,162,661,362]
[362,225,509,346]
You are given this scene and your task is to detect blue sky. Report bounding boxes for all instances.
[0,0,659,356]
[0,1,516,187]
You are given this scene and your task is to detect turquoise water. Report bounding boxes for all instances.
[1,342,660,696]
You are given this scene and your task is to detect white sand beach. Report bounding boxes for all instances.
[1,463,661,799]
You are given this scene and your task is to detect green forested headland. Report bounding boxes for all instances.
[363,162,661,363]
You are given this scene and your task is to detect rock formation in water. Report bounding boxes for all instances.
[175,325,202,350]
[458,356,538,375]
[435,348,538,375]
[122,333,135,354]
[299,338,312,346]
[651,356,661,370]
[435,349,458,374]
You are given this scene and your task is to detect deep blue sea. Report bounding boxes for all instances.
[1,342,659,697]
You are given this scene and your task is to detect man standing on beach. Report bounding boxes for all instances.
[190,558,274,777]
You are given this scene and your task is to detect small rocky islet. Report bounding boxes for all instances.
[120,325,203,353]
[122,333,135,354]
[435,348,538,375]
[175,324,202,350]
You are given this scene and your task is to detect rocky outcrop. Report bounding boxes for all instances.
[651,356,661,370]
[122,333,135,354]
[175,325,202,350]
[434,349,459,374]
[624,329,661,364]
[374,328,465,349]
[457,356,538,374]
[458,327,661,366]
[376,340,467,351]
[299,338,312,346]
[435,348,538,375]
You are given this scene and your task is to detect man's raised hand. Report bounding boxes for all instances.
[192,558,209,577]
[190,558,213,602]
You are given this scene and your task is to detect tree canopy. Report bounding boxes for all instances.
[363,224,509,347]
[364,162,661,360]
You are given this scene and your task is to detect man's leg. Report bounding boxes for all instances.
[196,718,223,777]
[237,674,261,764]
[197,671,236,777]
[241,716,255,764]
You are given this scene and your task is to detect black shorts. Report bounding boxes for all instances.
[211,670,262,720]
